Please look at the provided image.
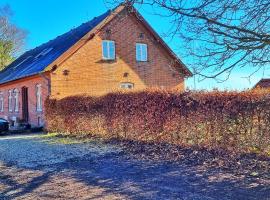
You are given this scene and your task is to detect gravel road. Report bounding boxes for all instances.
[0,134,269,200]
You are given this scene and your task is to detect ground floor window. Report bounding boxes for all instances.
[36,84,42,111]
[14,89,19,112]
[120,82,134,89]
[8,90,12,112]
[0,93,3,112]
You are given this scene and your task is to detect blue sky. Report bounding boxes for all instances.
[0,0,266,90]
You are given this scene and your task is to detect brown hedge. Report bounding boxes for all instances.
[45,89,270,155]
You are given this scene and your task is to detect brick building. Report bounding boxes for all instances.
[0,5,192,127]
[253,79,270,89]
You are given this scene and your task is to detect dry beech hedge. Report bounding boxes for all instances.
[45,89,270,155]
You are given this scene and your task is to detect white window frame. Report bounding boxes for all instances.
[36,84,42,112]
[102,40,115,60]
[13,89,19,112]
[8,90,12,112]
[120,82,134,89]
[0,92,4,112]
[136,43,148,62]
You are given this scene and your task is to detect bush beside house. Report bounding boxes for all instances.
[45,89,270,155]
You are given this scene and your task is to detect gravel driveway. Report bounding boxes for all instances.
[0,134,269,200]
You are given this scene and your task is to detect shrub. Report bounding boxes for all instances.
[45,89,270,155]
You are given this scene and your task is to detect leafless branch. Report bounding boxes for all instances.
[106,0,270,80]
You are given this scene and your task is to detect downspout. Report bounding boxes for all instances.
[39,65,58,97]
[39,71,51,97]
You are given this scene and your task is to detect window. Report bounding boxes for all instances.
[102,40,115,60]
[8,90,12,112]
[14,56,32,69]
[36,84,42,111]
[37,117,41,126]
[14,89,19,112]
[0,92,3,112]
[136,43,148,61]
[35,47,53,59]
[120,82,134,89]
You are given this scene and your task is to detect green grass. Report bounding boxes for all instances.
[40,132,93,145]
[41,132,59,138]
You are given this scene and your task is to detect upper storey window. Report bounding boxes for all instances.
[136,43,148,62]
[102,40,115,60]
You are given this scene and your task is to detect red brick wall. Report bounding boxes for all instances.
[51,9,187,98]
[0,74,50,127]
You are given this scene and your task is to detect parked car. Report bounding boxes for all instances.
[0,118,9,134]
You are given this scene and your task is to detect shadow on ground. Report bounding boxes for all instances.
[0,135,269,200]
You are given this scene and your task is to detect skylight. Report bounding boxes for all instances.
[13,56,32,69]
[35,47,53,59]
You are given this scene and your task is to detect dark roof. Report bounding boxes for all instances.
[0,10,111,84]
[254,79,270,88]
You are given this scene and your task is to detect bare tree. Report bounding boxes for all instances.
[106,0,270,80]
[0,5,26,70]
